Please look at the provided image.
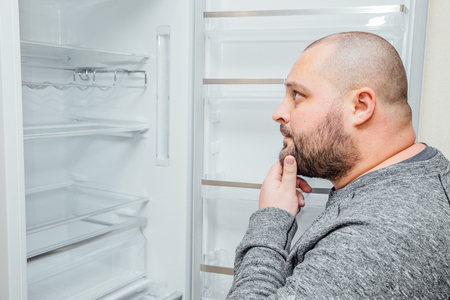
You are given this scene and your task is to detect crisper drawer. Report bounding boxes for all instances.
[27,227,147,300]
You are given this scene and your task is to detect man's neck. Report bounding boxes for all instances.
[332,142,424,190]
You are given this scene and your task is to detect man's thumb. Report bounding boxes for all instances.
[283,156,297,186]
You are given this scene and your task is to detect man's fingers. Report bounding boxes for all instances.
[297,189,306,207]
[265,160,283,184]
[297,177,313,193]
[282,156,298,188]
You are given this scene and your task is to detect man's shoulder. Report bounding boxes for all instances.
[354,148,449,199]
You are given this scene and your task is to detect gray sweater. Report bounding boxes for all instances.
[227,148,450,299]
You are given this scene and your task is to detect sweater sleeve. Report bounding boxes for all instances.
[227,208,450,299]
[226,211,382,299]
[226,207,298,299]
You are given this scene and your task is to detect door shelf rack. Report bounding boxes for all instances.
[203,78,285,100]
[204,5,407,41]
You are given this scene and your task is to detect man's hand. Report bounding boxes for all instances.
[259,155,313,216]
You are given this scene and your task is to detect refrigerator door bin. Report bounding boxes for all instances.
[27,227,147,300]
[204,6,407,78]
[201,261,233,300]
[202,197,257,269]
[203,79,284,99]
[200,192,329,299]
[203,89,282,184]
[204,5,406,39]
[201,197,256,299]
[201,190,329,261]
[25,183,149,235]
[201,83,331,191]
[27,212,147,258]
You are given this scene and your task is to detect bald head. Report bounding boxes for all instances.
[305,32,411,120]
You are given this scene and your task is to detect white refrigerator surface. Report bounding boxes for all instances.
[0,0,429,299]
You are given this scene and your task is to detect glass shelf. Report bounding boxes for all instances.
[22,81,146,90]
[23,119,149,140]
[21,40,150,66]
[204,6,407,41]
[26,183,149,235]
[27,212,147,259]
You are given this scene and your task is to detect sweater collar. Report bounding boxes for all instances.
[326,147,447,208]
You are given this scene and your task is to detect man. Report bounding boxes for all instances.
[226,32,450,299]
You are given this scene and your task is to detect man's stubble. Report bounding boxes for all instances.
[278,105,360,181]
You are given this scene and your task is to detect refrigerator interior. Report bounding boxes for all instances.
[19,0,193,299]
[195,0,428,299]
[12,0,428,299]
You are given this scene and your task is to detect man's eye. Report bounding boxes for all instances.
[294,92,302,100]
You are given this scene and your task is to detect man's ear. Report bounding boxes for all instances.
[349,87,376,126]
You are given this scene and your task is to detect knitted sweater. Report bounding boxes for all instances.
[227,148,450,299]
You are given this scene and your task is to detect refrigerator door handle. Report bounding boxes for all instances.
[156,26,171,167]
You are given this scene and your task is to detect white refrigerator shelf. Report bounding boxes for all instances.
[26,184,149,235]
[22,80,147,90]
[27,212,147,259]
[20,40,150,65]
[23,119,150,140]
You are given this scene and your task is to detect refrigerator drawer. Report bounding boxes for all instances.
[27,227,147,300]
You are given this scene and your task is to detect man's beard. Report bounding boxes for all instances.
[279,107,359,181]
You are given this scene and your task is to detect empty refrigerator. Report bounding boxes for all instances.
[0,0,429,299]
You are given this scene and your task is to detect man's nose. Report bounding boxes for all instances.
[272,100,290,124]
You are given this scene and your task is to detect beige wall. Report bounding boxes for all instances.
[420,0,450,158]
